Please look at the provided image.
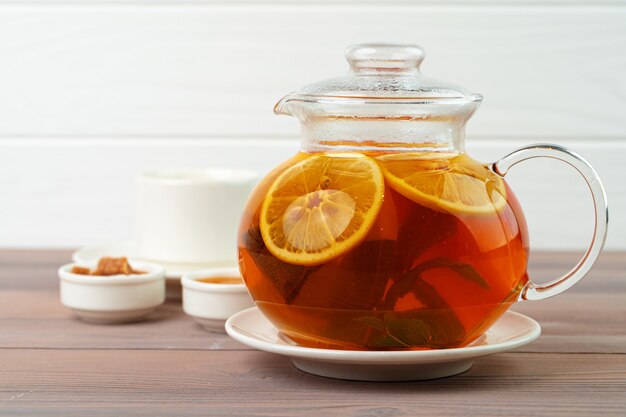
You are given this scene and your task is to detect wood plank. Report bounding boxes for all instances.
[1,289,623,353]
[2,250,624,294]
[4,249,623,293]
[525,251,626,294]
[0,293,247,350]
[1,251,624,353]
[0,5,624,138]
[8,249,622,291]
[511,294,626,353]
[0,350,624,416]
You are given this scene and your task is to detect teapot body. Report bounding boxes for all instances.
[238,149,529,350]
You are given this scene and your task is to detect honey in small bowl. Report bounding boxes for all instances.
[195,276,244,285]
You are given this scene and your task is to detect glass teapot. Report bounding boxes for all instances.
[238,44,608,350]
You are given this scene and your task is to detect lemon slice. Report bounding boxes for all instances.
[260,153,384,266]
[377,152,507,215]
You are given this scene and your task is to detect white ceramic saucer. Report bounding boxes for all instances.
[73,242,236,300]
[225,307,541,382]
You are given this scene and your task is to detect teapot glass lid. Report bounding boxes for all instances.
[275,43,482,118]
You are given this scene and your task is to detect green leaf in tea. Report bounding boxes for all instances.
[383,257,489,310]
[368,334,412,349]
[243,226,316,304]
[415,258,490,289]
[372,257,489,349]
[383,309,465,349]
[330,239,396,309]
[354,316,386,331]
[355,307,467,350]
[397,204,457,270]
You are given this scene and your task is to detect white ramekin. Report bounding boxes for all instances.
[58,261,166,324]
[181,267,254,333]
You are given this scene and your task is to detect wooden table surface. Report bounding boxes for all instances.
[1,250,625,417]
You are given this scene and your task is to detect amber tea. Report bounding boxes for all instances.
[239,151,529,350]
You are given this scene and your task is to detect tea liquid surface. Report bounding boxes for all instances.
[239,151,529,350]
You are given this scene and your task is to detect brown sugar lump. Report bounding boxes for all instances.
[93,257,142,276]
[70,265,92,275]
[69,257,145,276]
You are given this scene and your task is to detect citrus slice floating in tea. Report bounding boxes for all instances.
[377,152,507,215]
[260,153,384,266]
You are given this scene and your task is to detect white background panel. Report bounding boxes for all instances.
[0,1,624,248]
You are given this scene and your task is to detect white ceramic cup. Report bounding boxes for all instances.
[135,168,258,265]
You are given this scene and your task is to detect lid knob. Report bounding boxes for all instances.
[345,43,425,73]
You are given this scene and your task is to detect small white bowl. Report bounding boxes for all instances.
[58,261,166,324]
[181,267,254,333]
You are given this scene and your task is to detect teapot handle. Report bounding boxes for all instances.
[491,144,608,301]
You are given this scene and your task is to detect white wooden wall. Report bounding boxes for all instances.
[0,1,625,250]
